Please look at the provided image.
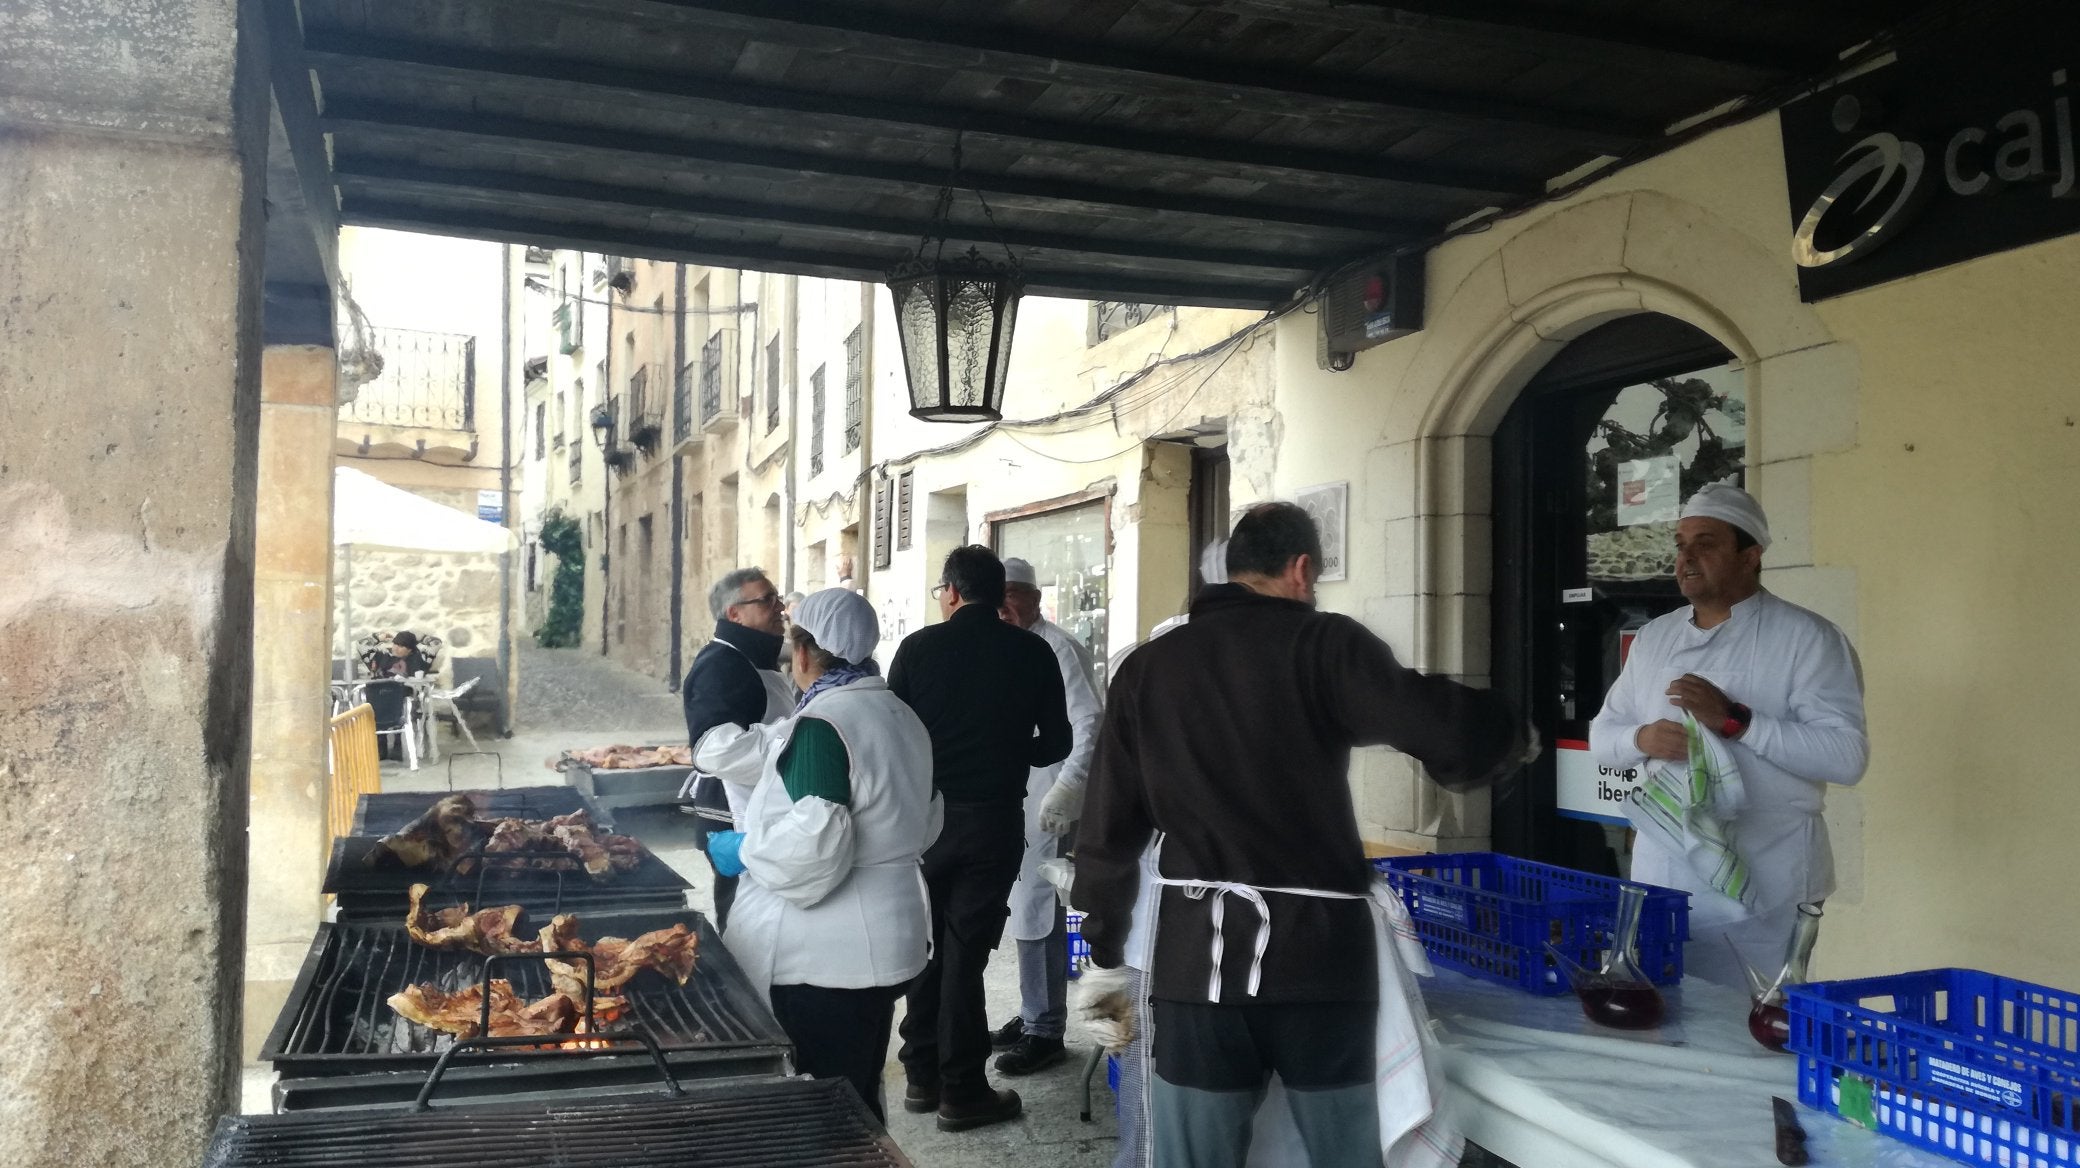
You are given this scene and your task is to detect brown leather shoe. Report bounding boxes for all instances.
[936,1087,1022,1132]
[901,1081,940,1114]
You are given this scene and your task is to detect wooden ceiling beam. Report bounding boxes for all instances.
[301,31,1540,201]
[338,200,1300,308]
[331,156,1326,278]
[513,0,1652,151]
[1182,0,1824,83]
[322,99,1430,239]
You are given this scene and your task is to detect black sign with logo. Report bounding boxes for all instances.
[1781,0,2080,302]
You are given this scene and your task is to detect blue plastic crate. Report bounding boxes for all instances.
[1373,852,1689,995]
[1788,968,2080,1168]
[1066,910,1091,981]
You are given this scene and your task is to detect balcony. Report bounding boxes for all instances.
[627,365,664,451]
[673,360,698,446]
[336,327,478,463]
[597,398,635,474]
[698,330,740,433]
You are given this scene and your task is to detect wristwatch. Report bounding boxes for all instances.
[1719,702,1753,739]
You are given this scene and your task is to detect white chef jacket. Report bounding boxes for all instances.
[1589,589,1867,983]
[718,668,798,824]
[694,677,942,999]
[1008,618,1104,942]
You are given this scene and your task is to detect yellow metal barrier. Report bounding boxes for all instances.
[327,703,382,842]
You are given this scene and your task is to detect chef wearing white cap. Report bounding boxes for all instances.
[694,587,941,1121]
[1589,483,1869,984]
[989,557,1104,1075]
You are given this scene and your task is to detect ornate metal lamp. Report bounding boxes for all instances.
[887,136,1022,423]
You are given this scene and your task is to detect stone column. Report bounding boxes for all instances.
[0,2,264,1165]
[242,346,338,1061]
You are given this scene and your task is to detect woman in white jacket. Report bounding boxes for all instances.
[694,588,941,1122]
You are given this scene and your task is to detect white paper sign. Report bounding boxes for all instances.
[1616,456,1680,527]
[1555,739,1640,825]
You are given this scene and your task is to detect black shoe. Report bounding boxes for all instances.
[936,1087,1022,1132]
[989,1016,1025,1051]
[993,1034,1067,1076]
[901,1082,940,1114]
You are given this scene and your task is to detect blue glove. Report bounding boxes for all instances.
[707,830,747,878]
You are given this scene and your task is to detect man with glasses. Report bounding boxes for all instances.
[680,567,795,931]
[891,545,1073,1132]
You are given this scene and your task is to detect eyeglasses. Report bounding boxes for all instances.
[930,583,951,600]
[736,592,783,609]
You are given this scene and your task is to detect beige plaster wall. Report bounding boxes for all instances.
[1265,111,2079,982]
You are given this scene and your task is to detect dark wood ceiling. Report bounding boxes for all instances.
[279,0,1939,308]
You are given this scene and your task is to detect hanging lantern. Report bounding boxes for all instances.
[888,248,1021,423]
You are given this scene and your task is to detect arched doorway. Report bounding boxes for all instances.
[1489,314,1747,870]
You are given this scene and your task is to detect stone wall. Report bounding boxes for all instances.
[333,485,503,668]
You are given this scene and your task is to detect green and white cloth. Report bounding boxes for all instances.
[1624,714,1755,929]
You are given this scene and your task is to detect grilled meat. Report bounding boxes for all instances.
[539,915,698,1001]
[369,794,485,869]
[366,798,645,881]
[386,979,626,1039]
[403,884,534,955]
[559,744,694,770]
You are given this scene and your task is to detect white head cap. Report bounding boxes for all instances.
[791,587,879,665]
[1004,557,1039,587]
[1681,483,1771,550]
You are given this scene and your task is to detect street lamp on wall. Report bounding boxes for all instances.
[886,133,1023,424]
[588,401,615,448]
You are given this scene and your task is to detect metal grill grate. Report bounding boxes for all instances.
[205,1076,913,1167]
[263,911,784,1075]
[322,833,692,922]
[349,788,613,837]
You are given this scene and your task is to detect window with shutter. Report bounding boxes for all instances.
[809,365,826,477]
[843,326,863,453]
[873,477,894,569]
[534,402,546,459]
[896,470,914,550]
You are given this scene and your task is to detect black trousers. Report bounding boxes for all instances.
[897,801,1024,1102]
[769,982,906,1125]
[705,856,737,933]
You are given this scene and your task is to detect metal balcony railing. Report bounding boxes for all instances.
[699,332,725,425]
[342,327,476,430]
[674,361,695,443]
[628,365,663,449]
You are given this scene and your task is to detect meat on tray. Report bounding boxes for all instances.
[386,979,626,1040]
[404,884,534,956]
[366,794,644,880]
[537,914,698,1000]
[553,744,694,770]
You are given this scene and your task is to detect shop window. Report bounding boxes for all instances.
[995,499,1111,681]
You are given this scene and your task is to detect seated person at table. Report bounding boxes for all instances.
[368,631,435,679]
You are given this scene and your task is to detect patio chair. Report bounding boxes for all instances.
[361,679,419,770]
[426,676,482,754]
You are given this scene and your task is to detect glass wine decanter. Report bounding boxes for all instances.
[1743,902,1823,1053]
[1549,883,1666,1030]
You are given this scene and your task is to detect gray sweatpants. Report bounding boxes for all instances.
[1016,902,1069,1039]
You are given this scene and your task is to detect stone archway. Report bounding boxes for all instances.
[1355,189,1857,852]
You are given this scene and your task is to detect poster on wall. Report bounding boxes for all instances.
[1615,456,1679,527]
[1296,482,1348,582]
[1555,738,1641,826]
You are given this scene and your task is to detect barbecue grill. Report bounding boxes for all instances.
[262,908,792,1111]
[323,832,692,922]
[204,1071,914,1167]
[350,787,614,836]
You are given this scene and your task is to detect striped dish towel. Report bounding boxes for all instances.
[1625,713,1754,928]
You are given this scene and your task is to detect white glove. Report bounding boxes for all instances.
[1037,857,1077,898]
[1073,963,1136,1054]
[1038,780,1084,836]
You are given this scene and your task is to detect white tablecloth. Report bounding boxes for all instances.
[1424,971,1956,1168]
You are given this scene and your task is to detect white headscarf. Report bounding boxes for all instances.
[790,587,879,665]
[1681,483,1771,550]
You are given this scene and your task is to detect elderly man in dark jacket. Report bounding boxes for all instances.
[680,566,792,931]
[1074,503,1528,1168]
[891,545,1072,1133]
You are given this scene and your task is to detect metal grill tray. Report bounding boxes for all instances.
[322,833,692,921]
[207,1076,913,1166]
[261,908,785,1078]
[350,787,615,837]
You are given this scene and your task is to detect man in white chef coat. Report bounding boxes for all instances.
[1590,484,1868,985]
[990,557,1103,1075]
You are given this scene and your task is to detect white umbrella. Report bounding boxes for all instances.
[333,466,515,662]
